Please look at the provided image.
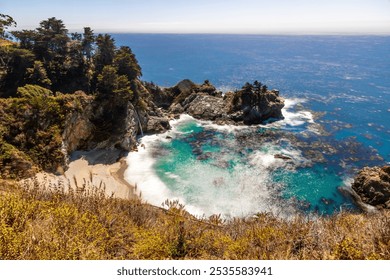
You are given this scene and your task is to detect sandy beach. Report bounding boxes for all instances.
[23,149,136,200]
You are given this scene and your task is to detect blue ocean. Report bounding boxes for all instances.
[116,34,390,217]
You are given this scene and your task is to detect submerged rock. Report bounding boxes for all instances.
[352,166,390,209]
[274,154,292,161]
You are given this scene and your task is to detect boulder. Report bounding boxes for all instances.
[352,166,390,209]
[146,116,171,133]
[183,92,226,120]
[176,79,197,95]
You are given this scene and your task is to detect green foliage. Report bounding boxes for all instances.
[26,61,52,86]
[2,15,142,97]
[0,14,16,39]
[34,17,69,60]
[95,34,116,73]
[114,46,142,81]
[97,66,133,99]
[17,84,53,98]
[0,92,92,178]
[0,46,35,97]
[97,65,118,95]
[82,27,95,60]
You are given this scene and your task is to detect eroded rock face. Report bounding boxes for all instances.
[352,166,390,209]
[62,94,140,154]
[62,98,94,154]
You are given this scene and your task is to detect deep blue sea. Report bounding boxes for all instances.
[117,34,390,217]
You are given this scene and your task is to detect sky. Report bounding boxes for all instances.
[2,0,390,34]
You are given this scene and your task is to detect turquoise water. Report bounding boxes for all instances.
[121,34,389,216]
[273,165,348,214]
[134,113,356,216]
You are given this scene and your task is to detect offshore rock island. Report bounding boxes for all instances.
[1,16,390,260]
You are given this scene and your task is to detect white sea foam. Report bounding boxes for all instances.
[202,98,315,133]
[125,135,172,203]
[249,144,308,170]
[125,116,207,216]
[125,99,313,217]
[126,135,303,217]
[278,98,314,127]
[344,75,362,80]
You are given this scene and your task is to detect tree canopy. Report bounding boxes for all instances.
[1,16,141,98]
[0,14,16,39]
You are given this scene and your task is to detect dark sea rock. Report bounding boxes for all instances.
[229,87,285,125]
[274,154,292,161]
[352,166,390,209]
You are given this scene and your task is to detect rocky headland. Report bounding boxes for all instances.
[151,79,284,125]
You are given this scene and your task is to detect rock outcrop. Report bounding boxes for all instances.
[62,92,142,155]
[183,92,226,121]
[164,80,284,125]
[352,166,390,209]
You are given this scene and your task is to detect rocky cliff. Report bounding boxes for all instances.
[61,81,174,155]
[352,166,390,210]
[157,79,285,125]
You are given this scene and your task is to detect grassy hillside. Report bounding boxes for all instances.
[0,179,388,260]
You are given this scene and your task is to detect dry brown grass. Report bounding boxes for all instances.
[0,39,14,47]
[0,178,389,260]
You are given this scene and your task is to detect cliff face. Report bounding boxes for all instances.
[352,166,390,210]
[62,92,95,154]
[62,93,141,154]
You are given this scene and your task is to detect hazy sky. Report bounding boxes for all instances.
[2,0,390,34]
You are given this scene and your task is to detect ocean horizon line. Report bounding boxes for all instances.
[104,31,390,37]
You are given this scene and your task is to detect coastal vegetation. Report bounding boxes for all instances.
[1,15,389,260]
[0,179,389,260]
[0,16,143,178]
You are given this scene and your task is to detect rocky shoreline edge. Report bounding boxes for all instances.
[18,78,390,213]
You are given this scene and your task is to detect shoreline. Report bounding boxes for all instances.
[22,150,136,200]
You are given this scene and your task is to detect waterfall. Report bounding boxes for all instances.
[134,110,144,136]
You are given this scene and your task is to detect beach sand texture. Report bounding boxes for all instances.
[23,150,135,200]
